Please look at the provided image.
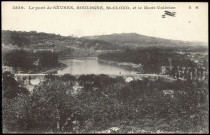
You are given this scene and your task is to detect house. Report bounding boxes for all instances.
[2,66,14,74]
[30,77,41,85]
[161,66,167,74]
[33,59,40,66]
[160,66,171,75]
[125,77,134,83]
[162,90,174,98]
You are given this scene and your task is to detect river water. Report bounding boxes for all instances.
[57,57,138,75]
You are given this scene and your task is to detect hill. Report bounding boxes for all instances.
[2,31,207,54]
[83,33,207,49]
[2,30,119,51]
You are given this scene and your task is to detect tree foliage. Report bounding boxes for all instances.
[98,48,196,73]
[3,50,59,71]
[2,74,208,133]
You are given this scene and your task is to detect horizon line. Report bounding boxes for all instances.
[2,29,208,45]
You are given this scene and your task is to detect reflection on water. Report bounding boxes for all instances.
[57,57,138,75]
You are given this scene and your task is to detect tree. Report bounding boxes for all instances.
[60,74,76,83]
[2,71,29,99]
[37,51,58,68]
[2,94,30,133]
[4,50,33,70]
[2,71,30,133]
[28,77,75,132]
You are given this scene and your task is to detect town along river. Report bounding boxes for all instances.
[57,57,138,75]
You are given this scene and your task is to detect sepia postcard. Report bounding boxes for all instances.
[2,2,209,134]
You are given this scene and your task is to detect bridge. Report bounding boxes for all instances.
[15,73,175,86]
[15,73,171,78]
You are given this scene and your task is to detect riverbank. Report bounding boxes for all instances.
[98,59,144,73]
[58,56,97,60]
[30,63,68,74]
[40,63,68,74]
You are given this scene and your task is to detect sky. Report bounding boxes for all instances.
[2,2,208,44]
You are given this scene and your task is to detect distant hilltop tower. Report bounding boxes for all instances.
[147,51,150,61]
[168,58,172,70]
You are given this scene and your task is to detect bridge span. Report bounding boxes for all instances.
[14,73,177,90]
[15,73,175,82]
[15,73,170,78]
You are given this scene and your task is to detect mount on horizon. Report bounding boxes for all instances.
[2,30,207,52]
[82,33,207,48]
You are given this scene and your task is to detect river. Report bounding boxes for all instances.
[57,57,138,75]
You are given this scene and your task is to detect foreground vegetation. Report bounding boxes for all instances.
[2,73,208,133]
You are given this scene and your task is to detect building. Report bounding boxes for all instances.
[161,66,167,74]
[33,59,40,66]
[160,66,172,75]
[2,66,14,74]
[162,90,174,98]
[125,77,134,83]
